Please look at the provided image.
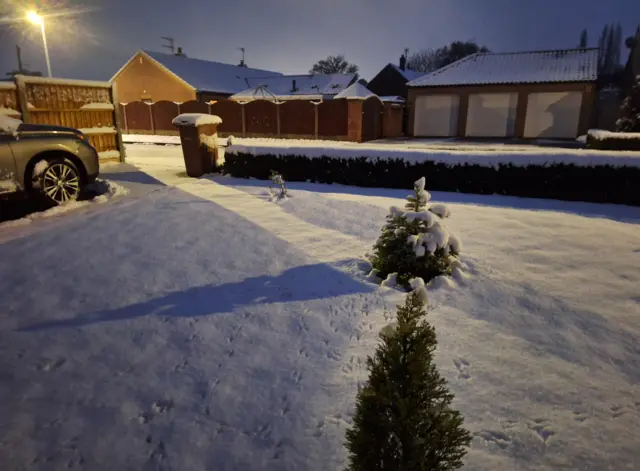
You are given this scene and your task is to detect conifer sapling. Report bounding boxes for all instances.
[370,177,461,288]
[344,291,471,471]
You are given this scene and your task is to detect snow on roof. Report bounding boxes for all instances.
[379,96,405,103]
[172,113,222,127]
[334,82,379,100]
[141,50,283,95]
[244,73,357,96]
[0,81,16,90]
[389,64,424,81]
[407,48,599,87]
[16,75,110,88]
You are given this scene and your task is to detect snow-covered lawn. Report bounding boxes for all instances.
[123,134,640,168]
[1,144,639,470]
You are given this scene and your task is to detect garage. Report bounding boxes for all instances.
[524,92,583,138]
[465,93,518,137]
[413,95,459,137]
[407,48,597,139]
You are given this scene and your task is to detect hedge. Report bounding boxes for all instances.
[587,131,640,151]
[224,152,640,206]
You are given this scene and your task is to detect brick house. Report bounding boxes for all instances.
[407,48,598,139]
[110,49,283,103]
[367,58,423,100]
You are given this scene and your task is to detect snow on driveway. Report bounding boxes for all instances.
[0,180,396,471]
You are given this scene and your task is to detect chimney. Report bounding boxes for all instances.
[399,54,407,71]
[238,60,246,67]
[175,47,183,56]
[291,79,297,92]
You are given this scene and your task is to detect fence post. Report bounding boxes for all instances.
[148,103,155,135]
[207,102,211,115]
[122,104,129,134]
[241,104,246,138]
[276,103,281,138]
[14,75,30,123]
[109,83,127,163]
[314,104,319,139]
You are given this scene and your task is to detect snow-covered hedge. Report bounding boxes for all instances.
[223,151,640,206]
[587,129,640,151]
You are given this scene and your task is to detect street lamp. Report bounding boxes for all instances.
[26,10,52,77]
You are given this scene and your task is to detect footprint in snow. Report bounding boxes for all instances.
[527,419,555,443]
[474,430,511,449]
[453,358,471,380]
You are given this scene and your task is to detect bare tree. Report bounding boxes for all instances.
[309,55,358,75]
[598,23,623,76]
[406,41,489,74]
[406,49,440,73]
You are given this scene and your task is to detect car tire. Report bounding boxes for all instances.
[37,158,83,205]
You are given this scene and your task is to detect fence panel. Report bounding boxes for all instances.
[180,100,209,114]
[152,100,180,134]
[280,101,315,137]
[245,100,277,136]
[122,101,153,134]
[318,100,348,138]
[15,76,123,162]
[210,101,243,134]
[362,97,383,142]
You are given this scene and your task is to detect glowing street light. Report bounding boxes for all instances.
[26,10,52,77]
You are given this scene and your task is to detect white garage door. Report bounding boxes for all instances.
[524,92,583,138]
[413,95,459,137]
[466,93,518,137]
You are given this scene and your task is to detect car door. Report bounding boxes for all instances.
[0,130,18,194]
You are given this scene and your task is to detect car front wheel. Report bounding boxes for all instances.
[39,158,82,205]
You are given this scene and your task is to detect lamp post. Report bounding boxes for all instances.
[26,11,52,77]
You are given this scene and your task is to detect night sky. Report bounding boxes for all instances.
[1,0,639,82]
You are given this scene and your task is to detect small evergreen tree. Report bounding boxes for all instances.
[370,178,461,288]
[616,75,640,132]
[344,292,471,471]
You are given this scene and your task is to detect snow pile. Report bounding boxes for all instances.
[171,113,222,127]
[0,106,21,117]
[0,115,22,136]
[0,179,129,229]
[123,134,181,145]
[587,129,640,140]
[0,175,18,193]
[79,103,115,111]
[98,150,121,160]
[227,135,235,146]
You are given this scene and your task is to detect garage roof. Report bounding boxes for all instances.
[407,48,598,87]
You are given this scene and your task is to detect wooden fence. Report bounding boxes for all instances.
[119,97,403,142]
[2,75,125,163]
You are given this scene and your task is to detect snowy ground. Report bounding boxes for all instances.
[0,144,639,470]
[123,134,640,168]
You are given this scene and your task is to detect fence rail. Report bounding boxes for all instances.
[119,98,403,142]
[3,75,125,163]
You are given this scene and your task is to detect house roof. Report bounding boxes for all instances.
[389,64,424,81]
[122,50,283,95]
[407,48,598,87]
[244,73,357,96]
[333,82,378,100]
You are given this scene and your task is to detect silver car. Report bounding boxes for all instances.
[0,121,100,205]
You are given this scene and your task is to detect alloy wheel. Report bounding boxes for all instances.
[41,163,80,204]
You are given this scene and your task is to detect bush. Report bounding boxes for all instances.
[344,292,471,471]
[223,152,640,206]
[369,177,460,288]
[587,129,640,151]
